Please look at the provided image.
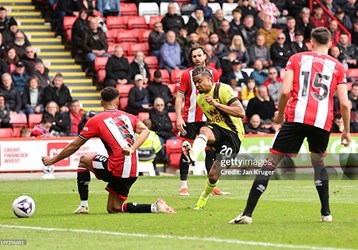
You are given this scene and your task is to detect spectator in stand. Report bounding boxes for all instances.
[221,51,238,79]
[30,114,54,137]
[78,110,96,132]
[237,15,258,48]
[33,61,51,89]
[83,17,109,75]
[331,115,344,133]
[229,35,250,68]
[74,0,97,16]
[147,70,174,109]
[230,7,243,34]
[254,9,270,29]
[204,43,222,77]
[8,30,30,59]
[104,45,131,87]
[130,51,150,84]
[217,20,234,47]
[182,32,199,67]
[54,0,79,38]
[22,46,43,76]
[328,20,341,46]
[310,4,329,28]
[149,97,174,144]
[0,47,19,77]
[335,8,352,30]
[148,22,166,60]
[97,0,120,17]
[20,127,31,137]
[283,17,297,45]
[248,35,271,68]
[256,0,280,25]
[290,31,309,54]
[223,59,249,90]
[250,59,268,86]
[258,19,281,48]
[161,3,184,34]
[0,94,12,128]
[196,0,213,21]
[0,6,17,34]
[69,99,85,136]
[126,74,152,115]
[159,31,186,75]
[350,19,358,47]
[241,78,257,108]
[329,45,347,66]
[187,8,205,34]
[244,114,271,134]
[286,0,308,18]
[21,76,43,117]
[3,19,29,45]
[176,27,189,53]
[0,33,6,59]
[43,101,71,136]
[246,85,276,123]
[270,33,293,71]
[344,0,358,19]
[42,72,72,112]
[0,73,21,113]
[238,0,257,21]
[337,32,358,68]
[263,67,282,103]
[11,61,28,94]
[71,9,89,59]
[196,21,212,45]
[349,83,358,132]
[209,9,226,34]
[208,32,228,59]
[296,7,314,41]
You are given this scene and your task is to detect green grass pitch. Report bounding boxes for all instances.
[0,176,357,250]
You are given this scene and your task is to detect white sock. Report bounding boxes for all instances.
[151,204,157,213]
[181,181,187,189]
[191,135,208,162]
[80,201,88,207]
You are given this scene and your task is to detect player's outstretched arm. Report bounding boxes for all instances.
[42,137,86,166]
[337,83,351,146]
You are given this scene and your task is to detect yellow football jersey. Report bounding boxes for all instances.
[196,83,245,141]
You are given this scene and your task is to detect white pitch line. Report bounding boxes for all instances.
[0,224,355,250]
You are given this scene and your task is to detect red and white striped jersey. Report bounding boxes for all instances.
[177,65,220,123]
[285,51,347,131]
[256,2,279,24]
[79,110,139,178]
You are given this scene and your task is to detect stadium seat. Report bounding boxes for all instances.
[165,139,183,168]
[170,69,186,84]
[168,112,176,130]
[119,97,128,111]
[107,44,116,54]
[116,42,133,55]
[148,16,163,29]
[181,3,196,15]
[348,68,358,83]
[150,69,171,84]
[106,16,127,30]
[63,16,77,31]
[138,29,151,43]
[208,2,221,14]
[97,69,106,84]
[138,112,150,121]
[28,113,43,128]
[116,84,134,97]
[127,56,134,63]
[106,29,120,44]
[222,3,238,16]
[138,2,160,16]
[144,56,159,69]
[160,2,181,16]
[120,3,138,16]
[10,113,27,128]
[167,83,179,96]
[128,42,150,55]
[94,56,109,71]
[116,29,139,43]
[127,16,148,29]
[0,128,14,138]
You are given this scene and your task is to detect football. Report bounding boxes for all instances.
[12,195,35,218]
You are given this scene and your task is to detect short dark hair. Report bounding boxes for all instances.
[191,66,212,79]
[311,27,331,45]
[101,87,119,102]
[352,83,358,88]
[41,114,54,124]
[188,44,209,67]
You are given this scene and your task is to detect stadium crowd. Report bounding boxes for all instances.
[0,0,357,147]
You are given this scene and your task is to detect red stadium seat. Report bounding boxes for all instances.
[106,16,127,30]
[119,97,128,110]
[97,69,106,84]
[28,114,43,128]
[106,29,120,44]
[144,56,159,69]
[115,42,133,56]
[137,112,150,121]
[165,139,183,168]
[120,3,138,16]
[128,42,149,55]
[63,16,77,31]
[94,56,109,71]
[127,16,148,29]
[148,16,163,29]
[127,56,134,63]
[10,113,27,128]
[149,69,171,84]
[170,69,186,84]
[116,84,134,97]
[0,128,14,138]
[168,112,176,131]
[117,29,139,43]
[167,83,179,96]
[138,29,151,43]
